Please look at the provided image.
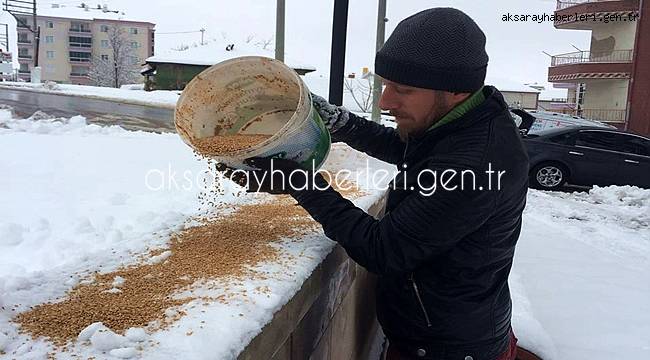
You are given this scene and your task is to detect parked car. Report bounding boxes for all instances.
[522,126,650,190]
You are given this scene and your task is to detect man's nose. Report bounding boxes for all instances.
[378,87,398,111]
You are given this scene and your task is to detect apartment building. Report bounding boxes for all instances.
[16,3,155,85]
[547,0,649,135]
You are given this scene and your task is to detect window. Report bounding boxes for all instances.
[548,132,576,146]
[46,51,55,59]
[101,54,109,61]
[101,40,109,48]
[130,41,139,48]
[70,22,91,33]
[620,135,650,157]
[47,21,54,29]
[576,131,637,154]
[18,33,30,43]
[44,64,55,73]
[100,25,109,32]
[69,36,92,48]
[69,51,92,62]
[19,63,29,72]
[45,36,54,44]
[71,66,88,76]
[17,17,29,28]
[129,56,139,65]
[129,28,138,35]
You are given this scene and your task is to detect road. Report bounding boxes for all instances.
[0,88,175,132]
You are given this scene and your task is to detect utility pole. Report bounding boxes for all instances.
[200,28,205,45]
[371,0,387,122]
[32,0,39,67]
[329,0,349,106]
[275,0,285,62]
[3,0,40,66]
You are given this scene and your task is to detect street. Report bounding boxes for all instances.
[0,88,175,132]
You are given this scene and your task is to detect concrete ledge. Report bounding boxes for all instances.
[239,194,386,360]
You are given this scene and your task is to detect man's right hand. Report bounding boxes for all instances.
[311,93,349,134]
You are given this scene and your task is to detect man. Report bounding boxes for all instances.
[236,8,528,360]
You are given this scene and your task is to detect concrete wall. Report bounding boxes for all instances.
[501,91,539,110]
[238,196,386,360]
[93,21,152,68]
[583,79,629,110]
[590,20,637,52]
[36,18,72,82]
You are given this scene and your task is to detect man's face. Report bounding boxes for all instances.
[379,79,469,141]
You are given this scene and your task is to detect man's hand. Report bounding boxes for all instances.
[311,93,349,134]
[215,157,330,195]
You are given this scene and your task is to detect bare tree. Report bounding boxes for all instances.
[344,77,373,113]
[171,43,190,51]
[256,36,274,50]
[89,26,139,88]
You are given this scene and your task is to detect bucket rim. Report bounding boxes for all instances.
[174,55,309,158]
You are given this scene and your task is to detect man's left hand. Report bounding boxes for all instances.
[216,157,329,195]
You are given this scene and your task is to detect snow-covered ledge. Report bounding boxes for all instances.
[239,196,387,360]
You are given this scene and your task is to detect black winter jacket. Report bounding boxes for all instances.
[292,86,529,359]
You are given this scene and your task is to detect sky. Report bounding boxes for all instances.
[1,0,594,90]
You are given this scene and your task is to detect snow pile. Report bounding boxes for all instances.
[0,110,128,135]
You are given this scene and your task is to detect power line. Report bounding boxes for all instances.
[156,30,203,35]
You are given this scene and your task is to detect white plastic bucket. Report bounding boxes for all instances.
[175,56,331,170]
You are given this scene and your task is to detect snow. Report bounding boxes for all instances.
[90,328,129,351]
[511,187,650,359]
[0,82,179,109]
[1,108,648,359]
[0,109,391,359]
[124,327,148,342]
[38,4,151,24]
[146,36,315,71]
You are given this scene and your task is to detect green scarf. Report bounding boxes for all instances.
[428,86,485,131]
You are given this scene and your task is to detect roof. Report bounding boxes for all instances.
[145,37,315,71]
[538,87,568,101]
[37,3,153,24]
[486,77,540,93]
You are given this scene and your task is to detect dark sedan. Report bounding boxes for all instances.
[522,126,650,190]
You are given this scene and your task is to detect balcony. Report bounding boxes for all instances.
[551,50,633,66]
[554,0,640,29]
[548,50,634,82]
[70,72,89,77]
[69,59,91,65]
[578,108,626,122]
[68,28,92,36]
[18,54,32,60]
[69,44,93,51]
[17,39,32,45]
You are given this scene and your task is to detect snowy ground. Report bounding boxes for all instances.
[0,109,648,359]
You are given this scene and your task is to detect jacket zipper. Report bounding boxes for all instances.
[410,273,432,327]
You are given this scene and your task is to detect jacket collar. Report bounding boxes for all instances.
[404,86,508,158]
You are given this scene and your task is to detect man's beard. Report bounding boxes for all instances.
[395,95,451,142]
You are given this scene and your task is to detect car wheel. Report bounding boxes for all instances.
[530,162,568,190]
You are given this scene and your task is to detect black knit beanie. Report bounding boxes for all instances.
[375,8,488,93]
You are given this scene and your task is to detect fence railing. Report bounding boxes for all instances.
[551,50,633,66]
[576,109,627,122]
[556,0,605,10]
